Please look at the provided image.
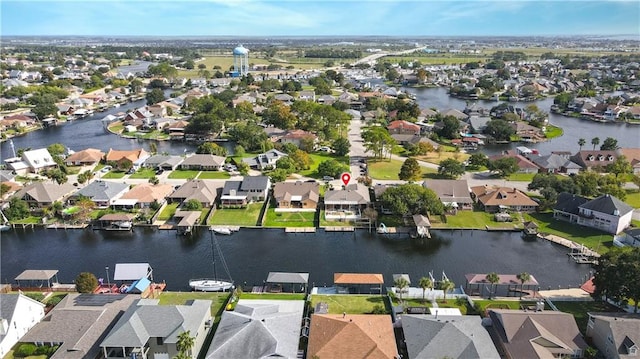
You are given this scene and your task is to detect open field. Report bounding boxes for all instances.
[368,158,437,180]
[208,203,262,226]
[309,294,387,314]
[415,151,470,165]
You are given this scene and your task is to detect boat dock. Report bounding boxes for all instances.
[325,226,355,232]
[285,227,316,233]
[538,233,601,263]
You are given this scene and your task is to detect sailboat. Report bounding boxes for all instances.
[188,227,234,292]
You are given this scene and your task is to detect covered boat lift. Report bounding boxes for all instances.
[334,273,384,295]
[113,263,153,282]
[465,273,539,298]
[265,272,309,293]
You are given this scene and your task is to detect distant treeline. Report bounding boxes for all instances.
[304,49,362,58]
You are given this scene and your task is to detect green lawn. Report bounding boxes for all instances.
[309,294,388,314]
[197,171,231,179]
[433,210,522,229]
[553,301,623,334]
[624,189,640,208]
[129,168,156,179]
[507,172,537,181]
[415,151,470,166]
[240,293,306,300]
[134,130,170,140]
[101,171,126,179]
[158,203,179,221]
[524,212,613,254]
[545,124,563,139]
[399,297,470,314]
[264,207,316,227]
[108,122,124,133]
[158,291,230,316]
[3,352,47,359]
[168,170,200,179]
[208,203,263,226]
[319,210,357,227]
[368,158,437,180]
[299,153,349,178]
[472,300,545,316]
[10,216,44,224]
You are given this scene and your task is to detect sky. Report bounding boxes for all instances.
[1,0,639,37]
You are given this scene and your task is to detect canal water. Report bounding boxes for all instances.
[1,227,593,292]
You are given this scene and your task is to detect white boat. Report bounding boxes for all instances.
[189,279,233,292]
[189,228,234,292]
[0,224,10,232]
[212,227,231,235]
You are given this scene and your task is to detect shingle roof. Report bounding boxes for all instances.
[105,148,148,163]
[14,182,76,204]
[100,299,211,348]
[423,179,472,204]
[471,186,538,207]
[402,315,500,359]
[308,314,398,359]
[73,181,129,202]
[580,194,633,216]
[266,272,309,284]
[240,176,270,191]
[587,312,640,355]
[22,148,56,169]
[120,184,174,204]
[324,184,370,205]
[554,192,590,215]
[273,181,320,204]
[65,148,105,164]
[168,179,219,204]
[334,273,384,285]
[205,300,305,359]
[180,154,225,167]
[144,155,184,168]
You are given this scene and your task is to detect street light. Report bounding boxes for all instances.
[105,266,111,292]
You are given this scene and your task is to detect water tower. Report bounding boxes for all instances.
[232,45,249,77]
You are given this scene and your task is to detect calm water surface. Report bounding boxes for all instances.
[1,228,592,291]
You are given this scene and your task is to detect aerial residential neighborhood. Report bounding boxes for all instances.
[1,0,640,358]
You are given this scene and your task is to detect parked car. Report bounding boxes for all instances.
[323,176,335,181]
[100,165,112,173]
[126,168,136,175]
[155,168,164,175]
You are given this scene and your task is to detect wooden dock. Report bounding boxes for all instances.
[325,226,355,232]
[285,227,316,233]
[538,233,601,262]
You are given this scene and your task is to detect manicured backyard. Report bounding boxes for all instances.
[552,301,623,334]
[309,294,388,314]
[158,203,179,221]
[208,203,263,226]
[158,291,230,316]
[431,210,523,229]
[624,189,640,208]
[524,212,613,254]
[197,171,231,179]
[264,208,315,227]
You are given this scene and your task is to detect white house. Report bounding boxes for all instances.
[554,193,634,234]
[0,293,46,358]
[4,148,57,175]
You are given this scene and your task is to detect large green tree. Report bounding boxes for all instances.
[435,116,461,139]
[317,159,349,179]
[332,137,350,157]
[438,158,465,179]
[5,197,30,220]
[600,137,619,151]
[380,183,444,216]
[484,119,515,142]
[488,157,519,177]
[145,88,165,105]
[594,247,640,312]
[362,127,395,160]
[196,142,228,157]
[398,158,422,182]
[75,272,98,293]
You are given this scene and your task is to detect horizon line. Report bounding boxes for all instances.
[2,34,638,38]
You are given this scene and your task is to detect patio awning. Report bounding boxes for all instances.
[266,272,309,284]
[15,270,58,281]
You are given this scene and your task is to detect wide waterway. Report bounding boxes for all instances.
[1,227,593,292]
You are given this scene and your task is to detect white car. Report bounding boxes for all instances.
[100,166,112,173]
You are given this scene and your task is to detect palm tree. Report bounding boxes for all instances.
[486,272,500,299]
[591,137,600,150]
[578,138,586,151]
[439,279,455,303]
[176,330,195,358]
[394,277,410,304]
[517,272,531,299]
[418,276,433,303]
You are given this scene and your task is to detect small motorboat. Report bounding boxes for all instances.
[212,227,231,235]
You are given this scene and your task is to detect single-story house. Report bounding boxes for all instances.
[615,228,640,247]
[272,181,320,211]
[167,179,219,208]
[179,154,226,171]
[219,176,270,207]
[489,153,539,174]
[100,299,212,359]
[530,153,581,174]
[553,192,633,234]
[387,120,421,135]
[69,180,130,208]
[471,185,539,213]
[205,300,305,359]
[105,148,150,169]
[324,183,371,221]
[423,179,473,210]
[143,155,184,170]
[64,148,105,166]
[279,129,317,148]
[12,182,76,209]
[116,183,174,209]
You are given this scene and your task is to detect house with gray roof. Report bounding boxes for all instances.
[69,180,130,208]
[586,312,640,359]
[530,153,581,174]
[324,183,371,221]
[489,309,587,359]
[13,182,76,208]
[0,293,46,358]
[243,149,287,170]
[179,154,226,171]
[402,315,500,359]
[219,176,270,207]
[554,192,633,234]
[167,179,219,208]
[100,298,212,359]
[205,299,305,359]
[19,294,138,359]
[423,179,473,210]
[144,155,184,170]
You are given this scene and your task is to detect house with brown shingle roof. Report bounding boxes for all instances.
[167,179,219,207]
[118,184,174,208]
[471,185,538,213]
[105,148,150,168]
[489,153,539,174]
[307,314,398,359]
[617,148,640,174]
[13,182,76,208]
[570,150,618,171]
[489,309,588,359]
[272,181,319,210]
[586,312,640,359]
[387,120,421,135]
[65,148,105,166]
[279,129,317,148]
